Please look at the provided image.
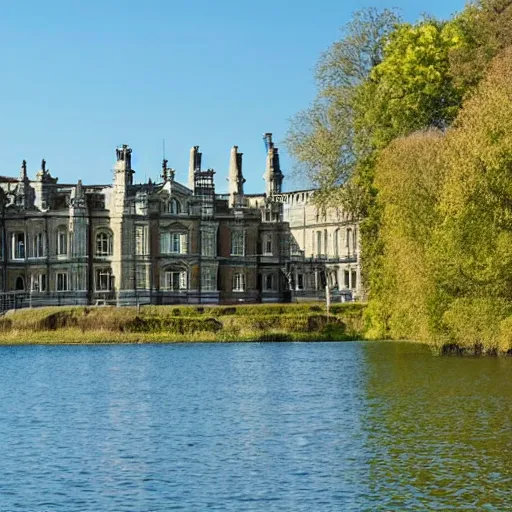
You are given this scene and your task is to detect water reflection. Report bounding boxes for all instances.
[0,342,510,510]
[361,342,512,510]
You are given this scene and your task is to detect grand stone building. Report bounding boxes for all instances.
[0,134,361,310]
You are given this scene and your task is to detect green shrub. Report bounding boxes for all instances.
[442,298,512,353]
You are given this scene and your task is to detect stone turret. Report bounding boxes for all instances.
[14,159,34,210]
[19,160,27,181]
[228,146,245,208]
[114,144,134,189]
[111,145,134,300]
[188,146,202,191]
[161,158,175,183]
[263,133,283,197]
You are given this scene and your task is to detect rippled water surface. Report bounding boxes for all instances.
[1,341,511,511]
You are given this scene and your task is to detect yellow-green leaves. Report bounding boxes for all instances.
[373,48,512,352]
[367,20,465,145]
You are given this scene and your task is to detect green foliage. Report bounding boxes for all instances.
[285,8,401,194]
[362,20,464,146]
[286,3,512,354]
[0,303,367,344]
[369,48,512,353]
[442,298,512,353]
[372,131,446,341]
[448,0,512,90]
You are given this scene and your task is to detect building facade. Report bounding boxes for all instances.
[0,134,361,310]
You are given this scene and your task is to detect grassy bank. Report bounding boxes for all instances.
[0,303,367,345]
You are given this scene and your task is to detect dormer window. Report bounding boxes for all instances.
[169,198,181,214]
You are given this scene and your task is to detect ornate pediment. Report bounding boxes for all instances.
[161,222,188,232]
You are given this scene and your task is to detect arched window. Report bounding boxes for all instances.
[96,231,113,256]
[15,276,25,291]
[169,198,181,214]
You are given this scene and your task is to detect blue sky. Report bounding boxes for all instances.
[1,0,467,193]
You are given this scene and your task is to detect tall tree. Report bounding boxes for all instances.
[368,130,445,340]
[448,0,512,90]
[284,8,401,197]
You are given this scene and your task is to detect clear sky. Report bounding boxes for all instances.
[1,0,467,194]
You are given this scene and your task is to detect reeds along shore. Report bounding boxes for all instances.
[0,303,366,344]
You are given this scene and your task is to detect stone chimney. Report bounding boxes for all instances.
[228,146,245,208]
[188,146,202,191]
[263,133,283,197]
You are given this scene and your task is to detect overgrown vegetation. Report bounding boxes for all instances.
[0,303,366,344]
[286,1,512,354]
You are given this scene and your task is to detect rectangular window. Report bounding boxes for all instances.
[135,226,148,255]
[231,231,245,256]
[346,229,352,256]
[201,230,215,257]
[265,273,274,291]
[344,270,350,288]
[11,233,25,260]
[263,234,273,255]
[31,273,46,292]
[232,272,245,292]
[96,269,112,291]
[334,230,339,257]
[201,267,216,291]
[160,232,188,255]
[57,231,68,256]
[324,229,328,256]
[317,231,322,257]
[351,271,357,290]
[96,232,113,256]
[164,271,187,291]
[56,272,68,291]
[171,233,181,253]
[296,273,304,291]
[32,233,45,258]
[160,232,170,254]
[136,266,146,289]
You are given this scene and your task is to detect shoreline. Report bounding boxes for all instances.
[0,303,366,346]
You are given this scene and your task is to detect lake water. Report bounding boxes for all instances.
[0,341,511,511]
